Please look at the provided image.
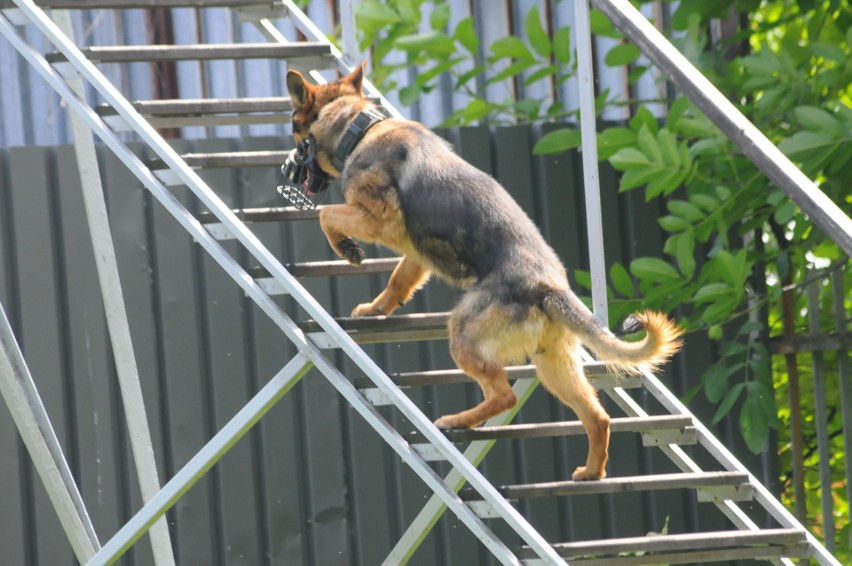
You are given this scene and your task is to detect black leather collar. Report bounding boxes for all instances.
[333,108,386,172]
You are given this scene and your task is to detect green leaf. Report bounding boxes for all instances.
[573,269,592,290]
[533,128,582,155]
[630,257,680,282]
[619,166,663,192]
[773,200,797,224]
[429,2,451,31]
[740,388,771,453]
[704,363,729,403]
[395,31,455,55]
[667,200,705,222]
[524,65,560,87]
[657,128,681,167]
[553,26,572,65]
[490,36,533,61]
[694,282,732,304]
[485,60,537,86]
[630,107,659,134]
[610,263,634,298]
[525,7,551,58]
[597,127,637,161]
[645,168,687,200]
[399,85,421,106]
[355,1,403,26]
[794,106,843,134]
[589,9,621,38]
[688,194,719,212]
[675,229,696,278]
[658,215,692,232]
[605,43,641,67]
[638,125,663,164]
[712,383,745,424]
[701,296,737,323]
[454,18,479,55]
[610,147,650,170]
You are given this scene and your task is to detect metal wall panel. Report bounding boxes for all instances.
[0,128,775,564]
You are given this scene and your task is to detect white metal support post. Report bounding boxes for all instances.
[49,10,176,565]
[0,301,100,562]
[574,0,608,325]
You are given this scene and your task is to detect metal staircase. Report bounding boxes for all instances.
[0,0,841,564]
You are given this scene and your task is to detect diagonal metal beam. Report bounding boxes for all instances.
[0,301,100,562]
[86,354,314,566]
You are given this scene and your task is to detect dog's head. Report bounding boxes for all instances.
[286,61,366,145]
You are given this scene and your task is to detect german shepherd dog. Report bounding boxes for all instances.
[287,63,682,480]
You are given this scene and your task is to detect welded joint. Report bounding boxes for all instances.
[152,169,185,187]
[466,500,503,519]
[204,223,236,241]
[305,332,336,349]
[362,387,393,407]
[237,4,288,23]
[254,277,288,296]
[697,484,755,503]
[411,443,447,462]
[641,426,698,446]
[102,114,131,132]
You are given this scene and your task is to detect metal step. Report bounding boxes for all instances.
[406,415,693,444]
[96,96,382,129]
[47,42,332,63]
[96,97,295,129]
[299,312,450,346]
[517,528,810,565]
[462,471,752,502]
[150,150,290,170]
[249,258,401,279]
[198,206,322,224]
[2,0,274,8]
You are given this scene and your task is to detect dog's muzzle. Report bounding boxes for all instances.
[277,134,331,210]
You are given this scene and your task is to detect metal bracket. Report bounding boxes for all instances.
[697,484,756,503]
[641,426,698,446]
[204,223,236,241]
[255,277,288,296]
[361,387,392,407]
[411,443,447,462]
[467,500,503,519]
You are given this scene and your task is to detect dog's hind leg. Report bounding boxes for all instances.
[533,343,610,481]
[434,323,517,429]
[352,255,430,317]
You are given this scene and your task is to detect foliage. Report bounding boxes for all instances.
[356,0,851,554]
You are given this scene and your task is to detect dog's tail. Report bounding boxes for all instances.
[542,289,683,375]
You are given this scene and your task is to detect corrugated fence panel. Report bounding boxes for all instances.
[0,127,776,564]
[0,1,679,146]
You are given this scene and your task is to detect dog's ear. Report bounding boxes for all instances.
[286,70,314,108]
[342,61,367,96]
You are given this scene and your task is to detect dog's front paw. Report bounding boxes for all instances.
[351,302,385,317]
[571,466,605,481]
[338,238,365,266]
[434,415,469,430]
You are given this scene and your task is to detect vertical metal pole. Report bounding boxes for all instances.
[808,281,835,552]
[574,0,608,325]
[51,11,176,566]
[0,301,100,562]
[338,0,358,67]
[831,269,852,550]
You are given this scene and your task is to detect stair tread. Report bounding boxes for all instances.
[247,258,400,279]
[517,528,808,562]
[6,0,273,8]
[407,415,692,444]
[97,96,297,117]
[150,150,290,170]
[198,205,323,224]
[462,471,750,501]
[47,42,331,63]
[299,312,449,334]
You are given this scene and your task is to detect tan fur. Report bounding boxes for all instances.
[287,63,683,481]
